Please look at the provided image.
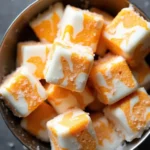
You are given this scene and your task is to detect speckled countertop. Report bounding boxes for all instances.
[0,0,150,149]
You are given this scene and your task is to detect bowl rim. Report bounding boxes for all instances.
[0,1,40,149]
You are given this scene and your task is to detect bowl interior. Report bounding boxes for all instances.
[0,0,150,150]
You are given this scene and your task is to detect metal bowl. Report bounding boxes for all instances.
[0,0,150,149]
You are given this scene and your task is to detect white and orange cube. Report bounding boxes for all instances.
[132,61,150,90]
[104,87,150,141]
[44,40,94,92]
[0,67,47,117]
[21,102,57,142]
[17,42,52,79]
[58,5,104,52]
[91,8,113,56]
[104,6,150,67]
[47,108,99,150]
[89,54,138,104]
[91,113,124,150]
[45,84,94,114]
[30,2,64,43]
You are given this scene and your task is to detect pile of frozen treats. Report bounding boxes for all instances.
[1,2,150,150]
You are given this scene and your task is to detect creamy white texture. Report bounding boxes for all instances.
[21,67,47,99]
[92,115,124,150]
[17,44,51,79]
[30,2,64,27]
[104,22,150,56]
[0,87,29,117]
[58,5,103,52]
[96,56,125,89]
[130,96,139,113]
[49,120,70,136]
[21,45,49,63]
[95,59,138,104]
[47,108,88,135]
[104,88,150,142]
[44,42,93,92]
[105,79,137,104]
[0,67,47,117]
[47,108,100,149]
[104,107,135,142]
[44,46,67,83]
[75,73,88,92]
[100,131,123,150]
[58,134,81,150]
[96,72,109,88]
[59,5,84,39]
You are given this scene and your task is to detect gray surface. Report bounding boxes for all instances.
[0,0,150,149]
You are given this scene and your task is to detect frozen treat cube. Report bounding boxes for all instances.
[21,102,57,142]
[17,42,52,79]
[104,87,150,141]
[91,8,113,56]
[30,2,64,43]
[58,5,104,52]
[45,84,94,114]
[47,108,99,150]
[0,67,47,117]
[44,40,94,92]
[91,113,124,150]
[104,6,150,67]
[132,61,150,90]
[89,54,138,104]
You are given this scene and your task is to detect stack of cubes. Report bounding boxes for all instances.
[0,2,150,150]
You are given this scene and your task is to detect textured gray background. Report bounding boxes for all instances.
[0,0,150,149]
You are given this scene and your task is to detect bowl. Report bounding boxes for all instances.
[0,0,150,149]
